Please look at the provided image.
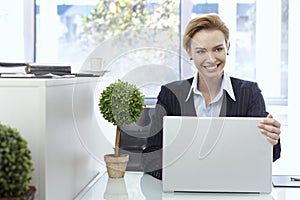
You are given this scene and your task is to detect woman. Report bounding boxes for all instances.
[143,13,281,180]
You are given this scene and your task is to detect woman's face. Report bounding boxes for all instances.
[188,29,230,79]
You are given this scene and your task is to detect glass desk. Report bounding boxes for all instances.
[77,172,300,200]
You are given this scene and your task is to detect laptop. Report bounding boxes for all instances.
[162,116,273,194]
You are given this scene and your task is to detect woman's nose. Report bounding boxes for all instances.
[206,52,217,62]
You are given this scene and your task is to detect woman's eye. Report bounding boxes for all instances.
[216,47,224,52]
[196,50,206,54]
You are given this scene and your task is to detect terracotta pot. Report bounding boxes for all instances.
[104,154,129,178]
[0,186,36,200]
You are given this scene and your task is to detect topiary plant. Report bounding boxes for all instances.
[99,79,145,157]
[0,123,35,198]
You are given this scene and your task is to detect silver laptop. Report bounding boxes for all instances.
[162,116,272,194]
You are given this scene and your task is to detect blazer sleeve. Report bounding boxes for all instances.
[142,85,169,180]
[249,83,281,162]
[233,80,281,162]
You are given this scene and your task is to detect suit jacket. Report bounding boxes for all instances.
[143,77,281,180]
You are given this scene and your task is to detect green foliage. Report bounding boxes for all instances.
[79,0,179,46]
[82,0,147,42]
[99,79,145,126]
[0,123,34,197]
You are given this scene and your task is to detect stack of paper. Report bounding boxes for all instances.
[0,62,72,77]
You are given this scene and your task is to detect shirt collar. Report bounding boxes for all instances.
[185,71,236,102]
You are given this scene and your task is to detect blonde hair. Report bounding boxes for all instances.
[183,13,229,52]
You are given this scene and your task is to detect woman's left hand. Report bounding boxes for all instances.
[257,114,281,145]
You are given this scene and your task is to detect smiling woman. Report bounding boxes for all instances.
[143,13,282,180]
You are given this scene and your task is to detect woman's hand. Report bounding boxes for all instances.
[258,114,281,145]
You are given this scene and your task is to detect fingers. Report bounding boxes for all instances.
[260,128,280,145]
[258,122,281,135]
[266,136,279,145]
[259,116,281,130]
[257,114,281,146]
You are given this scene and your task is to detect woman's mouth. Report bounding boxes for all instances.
[204,64,218,70]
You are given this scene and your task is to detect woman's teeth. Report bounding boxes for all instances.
[205,65,218,70]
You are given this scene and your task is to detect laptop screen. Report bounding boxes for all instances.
[162,116,272,194]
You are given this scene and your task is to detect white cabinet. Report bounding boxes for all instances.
[0,78,106,200]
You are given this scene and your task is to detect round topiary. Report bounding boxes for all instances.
[99,79,145,126]
[0,123,34,198]
[99,79,145,156]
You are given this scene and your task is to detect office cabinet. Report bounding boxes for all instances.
[0,78,106,200]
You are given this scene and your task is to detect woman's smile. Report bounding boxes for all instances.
[203,64,219,71]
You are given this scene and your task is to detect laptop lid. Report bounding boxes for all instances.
[162,116,272,194]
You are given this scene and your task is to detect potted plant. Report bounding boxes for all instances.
[99,79,145,178]
[0,123,36,200]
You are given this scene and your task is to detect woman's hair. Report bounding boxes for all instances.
[183,13,229,52]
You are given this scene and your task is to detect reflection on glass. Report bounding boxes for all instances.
[140,174,162,199]
[104,178,128,200]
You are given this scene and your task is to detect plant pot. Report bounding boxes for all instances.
[0,186,36,200]
[104,154,129,178]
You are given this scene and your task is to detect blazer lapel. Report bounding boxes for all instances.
[219,91,235,117]
[183,91,197,116]
[181,78,197,116]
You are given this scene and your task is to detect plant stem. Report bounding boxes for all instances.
[114,126,121,156]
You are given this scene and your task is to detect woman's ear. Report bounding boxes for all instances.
[186,48,192,60]
[226,41,230,54]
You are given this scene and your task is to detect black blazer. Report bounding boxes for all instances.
[143,77,281,180]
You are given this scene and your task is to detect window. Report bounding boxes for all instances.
[35,0,291,149]
[1,0,289,109]
[0,1,34,62]
[35,0,180,98]
[35,0,99,69]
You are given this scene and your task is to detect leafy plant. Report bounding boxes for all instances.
[0,123,34,198]
[99,79,145,156]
